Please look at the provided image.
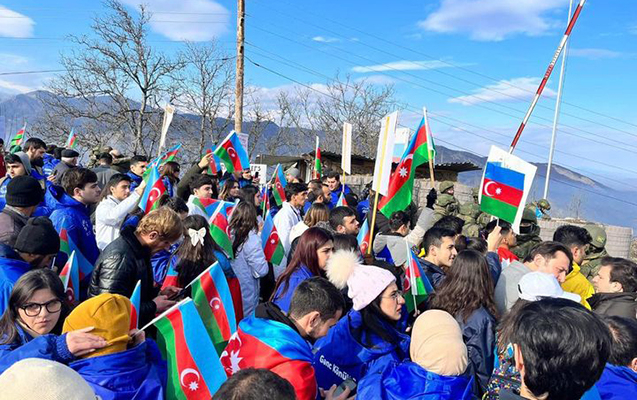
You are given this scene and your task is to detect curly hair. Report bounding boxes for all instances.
[429,249,498,322]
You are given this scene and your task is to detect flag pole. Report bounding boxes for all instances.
[423,108,436,188]
[367,115,393,255]
[509,0,587,153]
[544,0,573,199]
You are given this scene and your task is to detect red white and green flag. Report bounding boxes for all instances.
[378,108,435,218]
[59,250,80,305]
[151,298,227,399]
[139,166,166,214]
[272,164,288,207]
[65,128,77,149]
[314,136,322,179]
[403,245,434,314]
[187,262,237,355]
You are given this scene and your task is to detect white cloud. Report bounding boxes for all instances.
[312,36,340,43]
[448,77,557,106]
[352,60,455,73]
[0,6,35,38]
[0,79,34,94]
[0,53,29,65]
[120,0,230,41]
[419,0,565,41]
[569,48,624,59]
[355,75,397,85]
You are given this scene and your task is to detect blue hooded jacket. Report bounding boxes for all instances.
[0,323,74,374]
[357,198,370,222]
[68,340,167,400]
[151,243,179,286]
[127,171,143,191]
[313,309,410,391]
[328,183,352,209]
[358,361,474,400]
[49,191,100,268]
[43,154,60,176]
[596,363,637,399]
[0,244,31,315]
[273,264,314,313]
[0,177,10,212]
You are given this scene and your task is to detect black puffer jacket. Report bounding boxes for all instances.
[88,226,158,325]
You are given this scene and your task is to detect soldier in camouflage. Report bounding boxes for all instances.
[471,187,491,229]
[458,202,481,237]
[432,181,459,223]
[511,206,542,259]
[581,224,608,281]
[530,198,552,220]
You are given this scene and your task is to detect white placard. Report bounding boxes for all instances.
[372,111,398,196]
[341,122,352,174]
[250,164,267,185]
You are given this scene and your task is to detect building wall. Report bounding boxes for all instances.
[538,219,632,258]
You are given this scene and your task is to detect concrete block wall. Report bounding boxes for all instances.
[538,219,632,258]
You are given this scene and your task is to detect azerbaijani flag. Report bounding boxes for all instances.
[192,197,231,219]
[480,162,525,223]
[154,299,227,399]
[357,218,371,255]
[403,246,434,314]
[213,131,249,173]
[261,210,285,265]
[272,164,287,207]
[314,136,322,179]
[206,148,222,175]
[129,280,141,330]
[138,166,166,214]
[336,192,348,207]
[59,250,79,305]
[189,262,237,355]
[378,110,432,218]
[60,229,93,280]
[220,316,317,400]
[209,205,234,259]
[65,128,77,148]
[161,143,182,164]
[10,123,26,153]
[162,259,179,290]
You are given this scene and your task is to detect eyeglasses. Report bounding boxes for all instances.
[381,290,404,301]
[20,299,62,317]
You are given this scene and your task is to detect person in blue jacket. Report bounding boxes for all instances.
[271,227,334,313]
[149,196,188,285]
[42,146,61,177]
[313,250,410,392]
[358,309,474,400]
[49,168,101,273]
[325,171,352,209]
[62,293,167,400]
[0,153,32,212]
[0,269,107,374]
[430,249,498,397]
[0,217,60,314]
[160,161,180,198]
[126,155,148,191]
[595,316,637,400]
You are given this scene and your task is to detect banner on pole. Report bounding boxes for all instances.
[159,103,175,151]
[341,122,352,174]
[237,132,249,156]
[478,146,537,233]
[372,111,398,196]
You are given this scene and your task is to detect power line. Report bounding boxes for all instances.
[245,42,637,181]
[246,22,637,154]
[257,0,637,131]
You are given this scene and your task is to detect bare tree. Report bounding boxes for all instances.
[36,0,183,156]
[171,41,233,160]
[568,192,587,220]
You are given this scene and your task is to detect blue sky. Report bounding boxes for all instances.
[1,0,636,188]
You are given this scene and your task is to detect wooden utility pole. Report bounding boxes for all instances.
[234,0,245,133]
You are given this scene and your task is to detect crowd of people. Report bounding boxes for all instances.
[0,137,633,400]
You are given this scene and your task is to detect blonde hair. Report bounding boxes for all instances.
[303,203,329,227]
[136,207,183,241]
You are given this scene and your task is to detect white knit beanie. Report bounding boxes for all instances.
[0,358,98,400]
[326,250,396,311]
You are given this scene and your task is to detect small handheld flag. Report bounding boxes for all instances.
[138,166,166,214]
[314,136,322,179]
[478,146,537,232]
[261,210,285,265]
[336,192,348,207]
[129,280,141,330]
[65,128,77,149]
[10,123,26,153]
[206,148,223,175]
[151,298,227,398]
[404,244,434,314]
[357,218,371,254]
[209,204,234,259]
[59,250,79,305]
[272,164,288,207]
[214,131,250,173]
[60,229,93,279]
[187,262,237,355]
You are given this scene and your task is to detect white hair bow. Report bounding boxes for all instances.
[188,227,206,246]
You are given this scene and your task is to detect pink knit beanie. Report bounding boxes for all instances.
[325,250,396,311]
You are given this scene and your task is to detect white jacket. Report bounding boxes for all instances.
[231,230,269,316]
[95,192,141,250]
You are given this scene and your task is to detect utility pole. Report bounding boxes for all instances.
[234,0,245,133]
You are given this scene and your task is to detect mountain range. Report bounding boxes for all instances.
[1,90,635,233]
